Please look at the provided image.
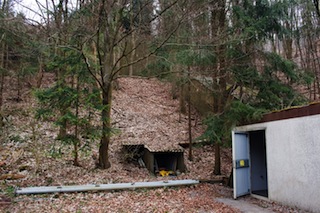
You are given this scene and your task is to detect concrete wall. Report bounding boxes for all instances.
[234,114,320,213]
[143,149,154,173]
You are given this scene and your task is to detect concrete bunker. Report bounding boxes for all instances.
[122,144,186,175]
[232,102,320,213]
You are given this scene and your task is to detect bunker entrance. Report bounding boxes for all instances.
[249,130,268,198]
[122,144,186,176]
[154,153,179,174]
[143,150,186,176]
[233,130,268,199]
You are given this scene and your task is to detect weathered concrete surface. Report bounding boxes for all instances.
[234,113,320,213]
[216,198,275,213]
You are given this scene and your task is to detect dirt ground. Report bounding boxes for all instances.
[0,75,308,212]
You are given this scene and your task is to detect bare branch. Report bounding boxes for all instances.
[112,2,188,79]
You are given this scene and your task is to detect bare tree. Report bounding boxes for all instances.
[76,0,185,169]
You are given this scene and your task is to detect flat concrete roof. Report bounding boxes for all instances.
[122,143,184,153]
[260,102,320,123]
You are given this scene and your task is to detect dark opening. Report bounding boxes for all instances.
[154,152,178,173]
[122,145,145,163]
[249,130,268,197]
[123,146,186,175]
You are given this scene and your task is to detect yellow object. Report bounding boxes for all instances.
[240,160,245,167]
[159,170,169,176]
[159,170,174,177]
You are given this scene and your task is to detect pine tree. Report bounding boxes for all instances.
[35,47,102,166]
[201,0,313,174]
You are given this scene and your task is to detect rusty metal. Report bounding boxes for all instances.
[261,102,320,123]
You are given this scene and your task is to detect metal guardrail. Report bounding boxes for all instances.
[15,179,200,195]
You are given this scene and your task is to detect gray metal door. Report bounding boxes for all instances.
[232,131,250,199]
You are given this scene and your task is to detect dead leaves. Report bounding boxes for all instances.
[0,149,24,166]
[0,173,26,180]
[0,161,5,167]
[112,77,205,152]
[0,148,28,180]
[0,76,303,212]
[0,195,11,207]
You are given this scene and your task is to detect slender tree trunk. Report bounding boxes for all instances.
[305,33,320,100]
[179,83,186,119]
[0,0,7,128]
[0,43,4,127]
[179,66,186,116]
[129,32,136,76]
[211,0,226,176]
[96,0,112,169]
[53,1,68,138]
[36,57,44,88]
[187,67,193,161]
[307,36,320,97]
[98,84,112,169]
[214,142,221,175]
[58,109,67,138]
[17,72,21,102]
[74,75,80,166]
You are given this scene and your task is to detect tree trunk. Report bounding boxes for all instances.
[284,20,293,60]
[58,109,67,138]
[129,32,136,76]
[187,67,193,161]
[214,142,221,175]
[179,67,186,116]
[0,44,4,127]
[211,0,226,176]
[98,84,112,169]
[36,58,44,88]
[16,72,22,102]
[73,75,80,167]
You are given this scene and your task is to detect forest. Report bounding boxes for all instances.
[0,0,319,212]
